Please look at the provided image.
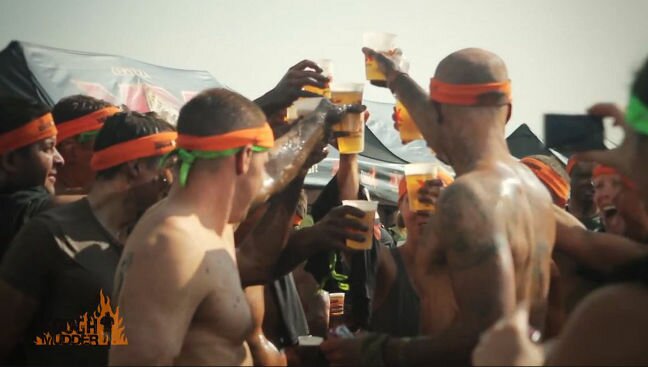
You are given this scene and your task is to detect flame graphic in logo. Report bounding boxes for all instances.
[34,290,127,346]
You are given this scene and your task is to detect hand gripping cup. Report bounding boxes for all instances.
[395,100,422,143]
[363,32,398,87]
[404,163,438,212]
[341,200,377,250]
[303,58,333,98]
[331,83,365,154]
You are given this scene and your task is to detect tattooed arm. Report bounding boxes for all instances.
[383,182,517,366]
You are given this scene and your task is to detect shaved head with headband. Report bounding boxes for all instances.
[425,48,512,167]
[337,46,557,366]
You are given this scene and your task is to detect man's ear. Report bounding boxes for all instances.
[235,145,253,175]
[125,160,141,180]
[1,151,22,173]
[506,103,512,123]
[57,141,78,165]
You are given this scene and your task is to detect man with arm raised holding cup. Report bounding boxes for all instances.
[321,47,555,366]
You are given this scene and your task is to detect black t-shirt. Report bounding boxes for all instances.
[270,273,310,347]
[1,198,123,366]
[0,186,51,259]
[304,176,392,329]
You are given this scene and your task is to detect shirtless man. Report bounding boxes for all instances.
[322,47,556,366]
[473,56,648,366]
[109,87,346,365]
[109,89,275,365]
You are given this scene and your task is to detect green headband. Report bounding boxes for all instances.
[627,95,648,136]
[76,129,100,144]
[161,146,269,187]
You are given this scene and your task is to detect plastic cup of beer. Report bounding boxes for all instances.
[303,59,333,98]
[404,163,438,212]
[286,97,324,122]
[395,100,423,143]
[329,292,345,316]
[330,83,364,154]
[341,200,377,250]
[363,32,397,87]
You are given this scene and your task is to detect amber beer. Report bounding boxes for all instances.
[303,58,332,98]
[395,100,423,143]
[341,200,377,250]
[363,32,397,87]
[404,163,438,212]
[331,83,364,154]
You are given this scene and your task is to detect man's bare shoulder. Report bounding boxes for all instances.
[437,177,494,221]
[436,180,498,252]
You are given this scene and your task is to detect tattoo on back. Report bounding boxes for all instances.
[113,252,134,299]
[438,184,501,271]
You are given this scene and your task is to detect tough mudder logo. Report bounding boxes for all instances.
[34,290,127,346]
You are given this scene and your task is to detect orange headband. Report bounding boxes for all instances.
[592,165,618,178]
[592,164,636,190]
[521,157,570,207]
[566,157,578,176]
[0,113,57,155]
[56,106,120,142]
[429,78,512,106]
[90,132,178,171]
[176,124,275,151]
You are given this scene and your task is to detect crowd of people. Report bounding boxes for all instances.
[0,43,647,367]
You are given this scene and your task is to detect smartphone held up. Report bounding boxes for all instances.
[544,114,607,156]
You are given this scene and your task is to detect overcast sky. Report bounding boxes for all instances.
[1,0,647,142]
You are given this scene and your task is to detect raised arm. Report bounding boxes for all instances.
[237,174,307,287]
[337,153,359,201]
[362,48,439,146]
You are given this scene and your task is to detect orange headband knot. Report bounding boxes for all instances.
[0,113,57,155]
[90,132,178,171]
[56,106,120,142]
[429,78,512,106]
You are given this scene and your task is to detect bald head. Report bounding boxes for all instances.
[435,48,509,84]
